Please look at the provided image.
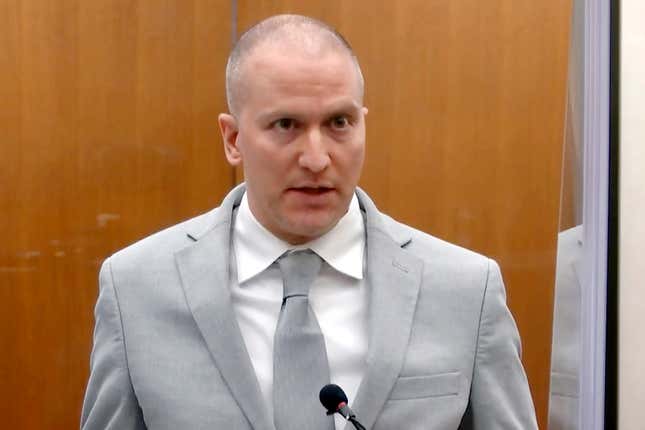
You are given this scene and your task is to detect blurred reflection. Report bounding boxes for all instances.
[549,225,582,429]
[548,0,584,428]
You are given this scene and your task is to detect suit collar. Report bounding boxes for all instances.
[355,187,413,247]
[184,183,246,241]
[177,184,422,430]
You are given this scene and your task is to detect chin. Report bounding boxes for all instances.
[282,219,338,244]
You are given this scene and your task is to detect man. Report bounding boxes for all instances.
[82,14,538,430]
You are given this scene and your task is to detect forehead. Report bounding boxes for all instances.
[240,45,362,112]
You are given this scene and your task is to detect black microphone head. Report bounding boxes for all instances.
[319,384,348,413]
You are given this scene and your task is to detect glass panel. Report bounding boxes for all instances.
[549,0,611,427]
[548,1,584,428]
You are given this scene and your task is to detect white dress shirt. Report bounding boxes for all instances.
[230,192,368,430]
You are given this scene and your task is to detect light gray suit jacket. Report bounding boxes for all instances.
[81,185,538,429]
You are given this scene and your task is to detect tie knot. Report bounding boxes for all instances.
[277,249,323,299]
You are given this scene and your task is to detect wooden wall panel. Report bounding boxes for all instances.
[0,1,232,428]
[1,1,572,428]
[237,2,571,428]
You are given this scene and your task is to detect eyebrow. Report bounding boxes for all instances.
[256,100,362,123]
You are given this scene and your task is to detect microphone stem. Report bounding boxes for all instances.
[348,417,366,430]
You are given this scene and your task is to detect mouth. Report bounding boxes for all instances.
[289,186,334,195]
[285,185,336,200]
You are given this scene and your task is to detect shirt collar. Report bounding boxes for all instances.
[233,192,365,284]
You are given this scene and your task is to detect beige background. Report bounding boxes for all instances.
[619,0,645,428]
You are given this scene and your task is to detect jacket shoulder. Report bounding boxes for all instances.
[379,213,492,269]
[108,206,223,267]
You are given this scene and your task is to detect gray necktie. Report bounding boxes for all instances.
[273,250,334,430]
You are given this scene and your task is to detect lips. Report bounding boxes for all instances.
[291,187,333,194]
[285,185,336,202]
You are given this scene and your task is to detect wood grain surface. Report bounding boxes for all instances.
[0,1,232,427]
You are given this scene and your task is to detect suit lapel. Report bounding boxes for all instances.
[175,185,274,430]
[349,190,423,430]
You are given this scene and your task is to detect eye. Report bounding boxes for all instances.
[330,115,350,130]
[273,118,296,131]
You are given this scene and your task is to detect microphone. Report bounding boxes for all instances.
[319,384,366,430]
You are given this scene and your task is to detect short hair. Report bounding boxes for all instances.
[225,14,364,116]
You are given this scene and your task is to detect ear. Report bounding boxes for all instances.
[218,113,242,166]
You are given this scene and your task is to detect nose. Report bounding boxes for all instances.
[298,129,330,173]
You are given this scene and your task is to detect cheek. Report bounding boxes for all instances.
[244,149,294,196]
[339,143,365,177]
[354,144,366,167]
[239,139,277,174]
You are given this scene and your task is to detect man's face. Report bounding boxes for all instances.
[219,46,367,244]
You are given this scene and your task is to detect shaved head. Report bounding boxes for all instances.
[225,14,364,116]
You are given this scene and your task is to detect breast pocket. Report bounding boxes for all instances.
[373,372,465,430]
[389,371,461,400]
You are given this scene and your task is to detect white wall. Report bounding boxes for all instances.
[619,1,645,428]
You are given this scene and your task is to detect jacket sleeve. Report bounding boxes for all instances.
[466,259,538,429]
[81,258,146,429]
